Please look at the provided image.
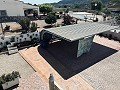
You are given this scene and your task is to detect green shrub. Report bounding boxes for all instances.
[0,74,6,85]
[18,18,30,32]
[39,4,53,15]
[5,74,13,82]
[30,22,37,32]
[45,13,57,25]
[12,71,21,79]
[0,71,20,85]
[63,14,73,25]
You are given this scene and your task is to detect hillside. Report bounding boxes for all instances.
[57,0,109,5]
[52,0,120,9]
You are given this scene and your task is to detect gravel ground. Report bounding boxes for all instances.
[79,51,120,90]
[0,53,35,78]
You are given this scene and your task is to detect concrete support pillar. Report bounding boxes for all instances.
[77,35,94,57]
[49,74,54,90]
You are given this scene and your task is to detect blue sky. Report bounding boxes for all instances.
[22,0,61,4]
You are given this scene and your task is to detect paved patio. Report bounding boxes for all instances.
[79,51,120,90]
[0,53,34,78]
[19,36,120,90]
[14,73,48,90]
[0,53,49,90]
[40,40,117,79]
[19,47,94,90]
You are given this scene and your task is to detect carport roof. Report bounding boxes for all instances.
[44,22,118,42]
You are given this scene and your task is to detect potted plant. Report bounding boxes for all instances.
[0,71,20,90]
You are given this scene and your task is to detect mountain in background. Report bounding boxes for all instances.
[54,0,109,5]
[52,0,120,9]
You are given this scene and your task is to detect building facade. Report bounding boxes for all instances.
[0,0,39,16]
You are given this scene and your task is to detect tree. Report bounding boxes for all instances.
[63,14,74,25]
[39,4,53,15]
[18,18,38,33]
[45,12,57,25]
[91,0,103,11]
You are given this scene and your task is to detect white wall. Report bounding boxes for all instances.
[0,35,11,48]
[0,31,40,48]
[0,0,24,16]
[14,31,40,43]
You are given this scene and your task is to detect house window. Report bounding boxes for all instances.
[0,10,7,16]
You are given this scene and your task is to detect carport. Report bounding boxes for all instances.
[41,22,118,57]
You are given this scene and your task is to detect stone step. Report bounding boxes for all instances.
[7,44,13,48]
[8,46,17,51]
[8,49,18,55]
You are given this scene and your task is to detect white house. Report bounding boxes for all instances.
[0,0,39,16]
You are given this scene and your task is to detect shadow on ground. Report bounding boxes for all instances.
[37,40,117,80]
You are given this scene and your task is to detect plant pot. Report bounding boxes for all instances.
[2,78,19,90]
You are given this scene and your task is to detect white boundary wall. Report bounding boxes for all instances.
[0,31,40,48]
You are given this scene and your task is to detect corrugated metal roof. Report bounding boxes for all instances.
[44,22,119,42]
